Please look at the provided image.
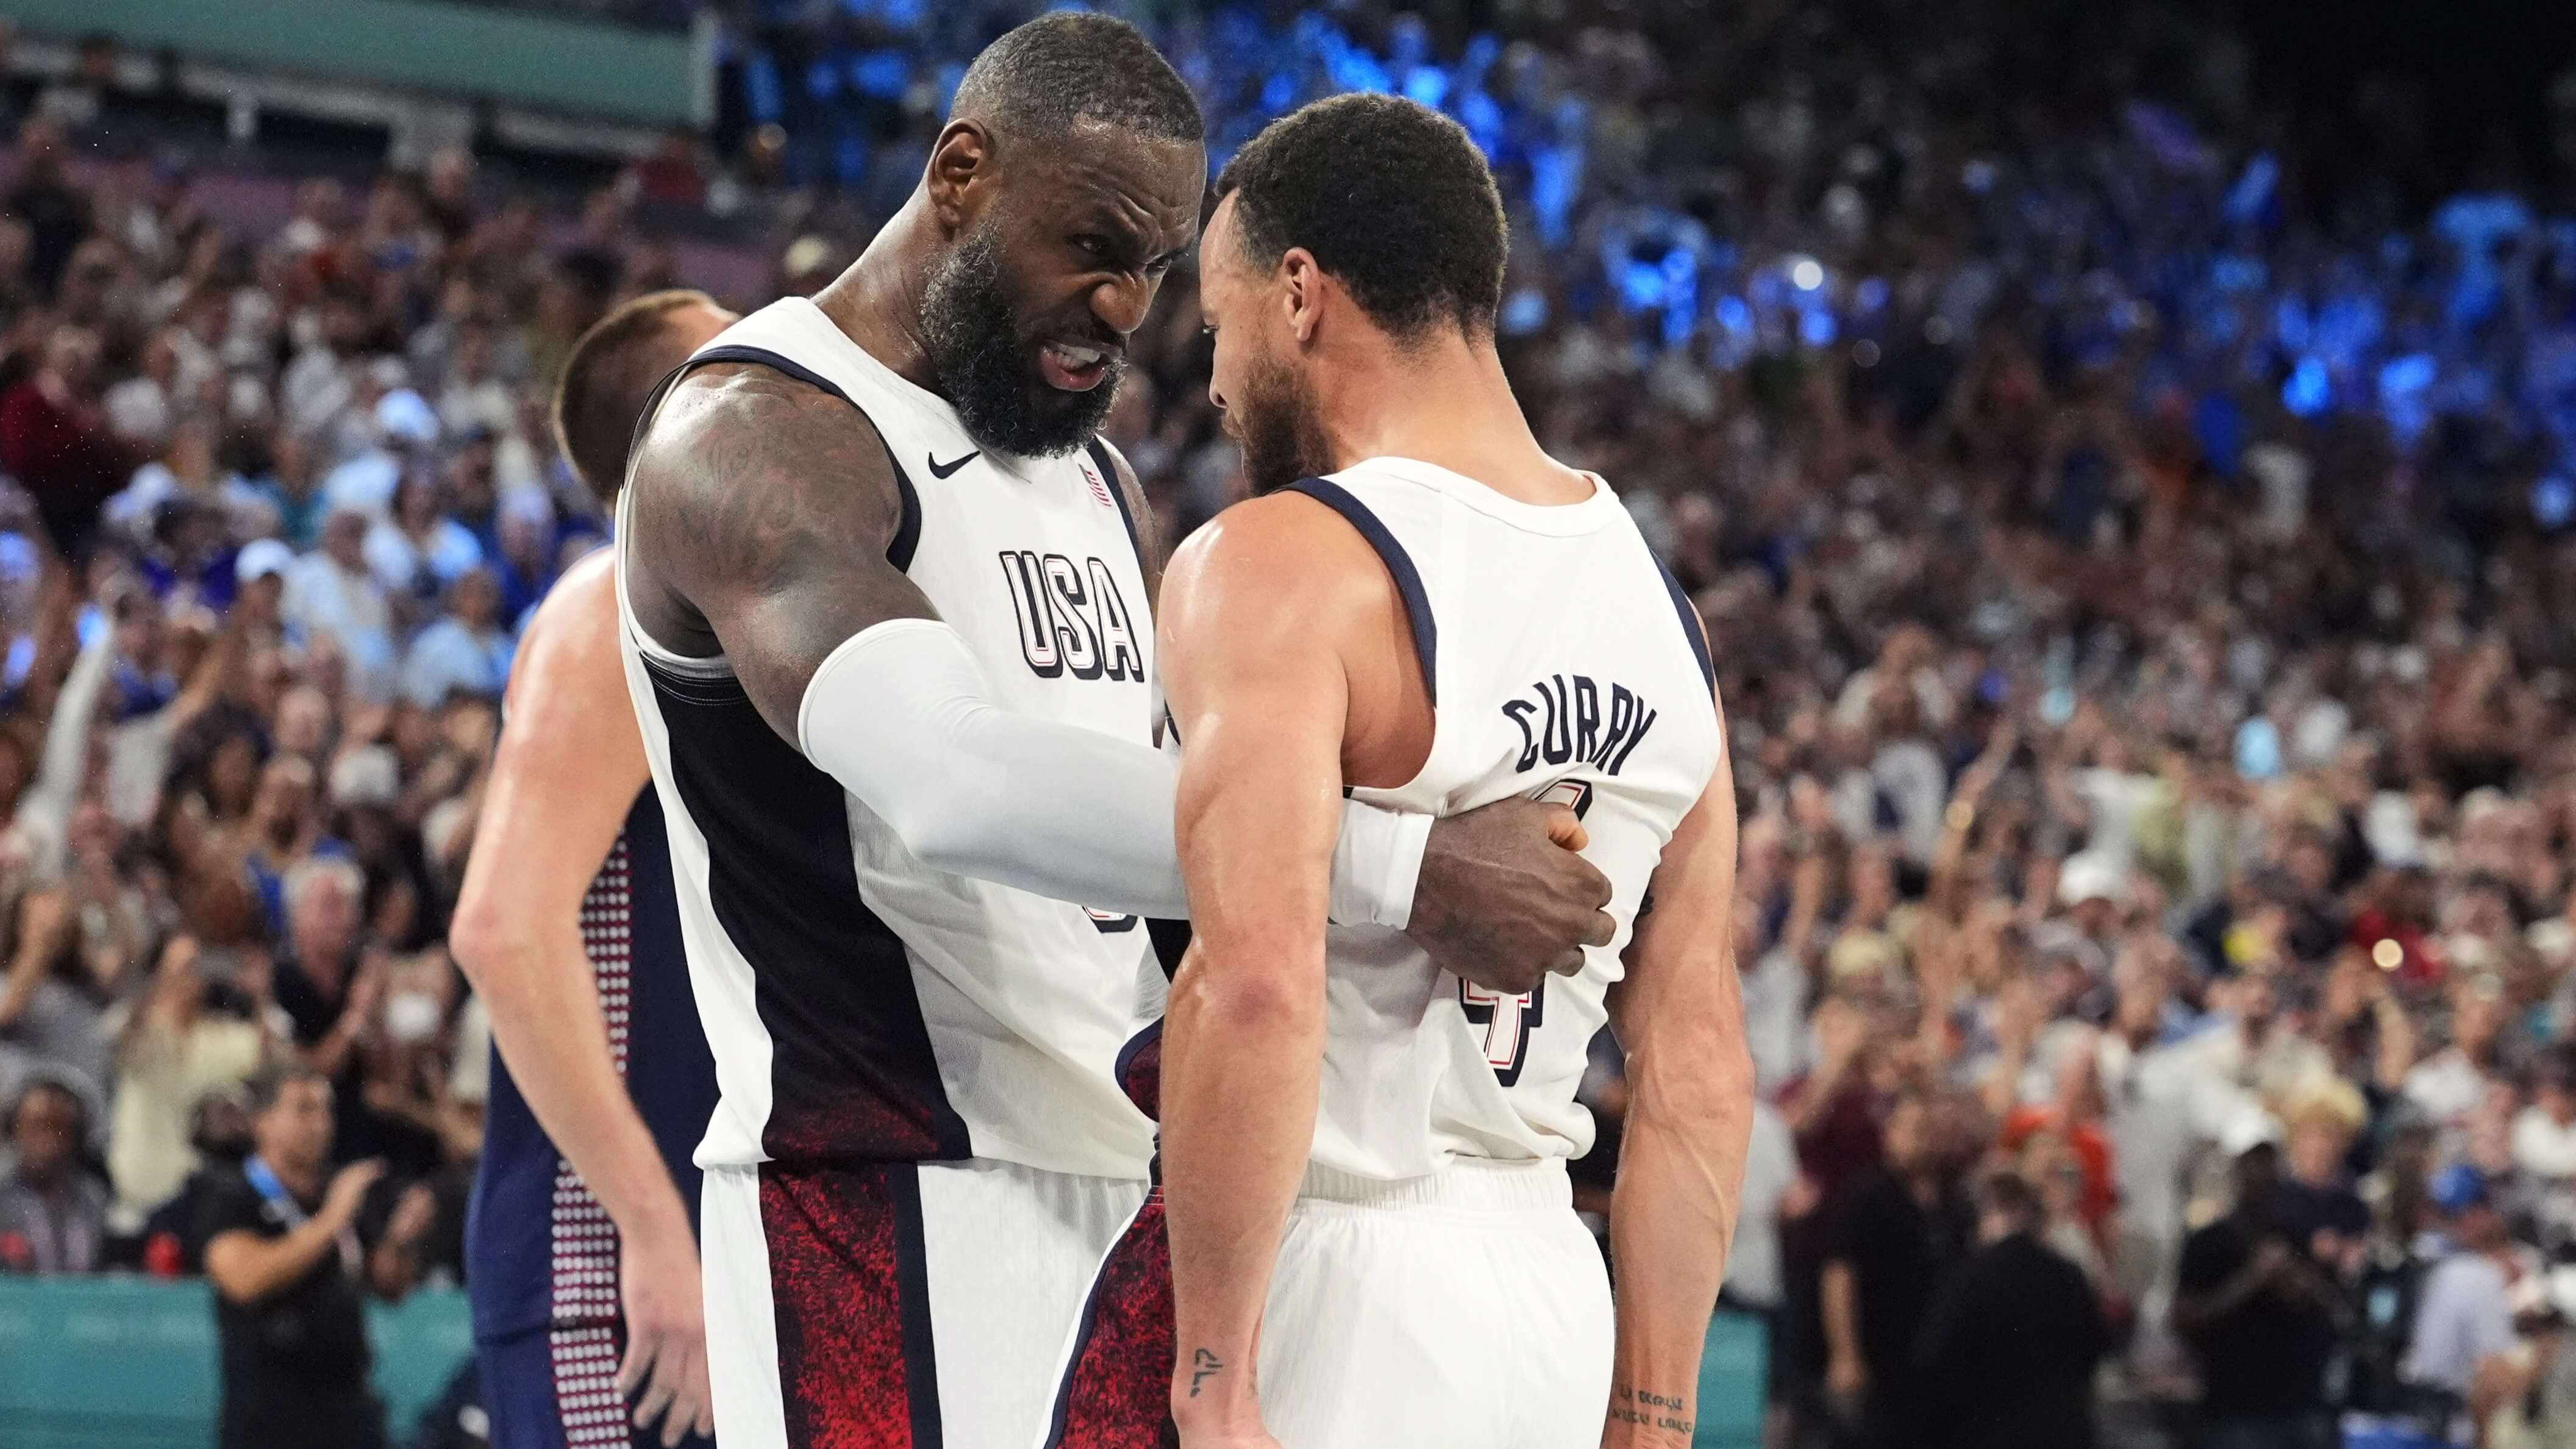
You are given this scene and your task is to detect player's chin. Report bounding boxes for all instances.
[990,377,1115,457]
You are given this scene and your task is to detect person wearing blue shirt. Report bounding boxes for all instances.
[401,566,513,710]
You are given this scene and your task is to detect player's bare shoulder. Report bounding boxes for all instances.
[511,546,620,684]
[1161,489,1394,638]
[621,362,910,654]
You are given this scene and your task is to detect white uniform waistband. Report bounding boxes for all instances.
[1296,1157,1571,1212]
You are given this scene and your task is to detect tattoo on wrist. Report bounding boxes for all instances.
[1608,1384,1693,1435]
[1189,1347,1223,1398]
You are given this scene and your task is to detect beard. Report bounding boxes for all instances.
[1227,347,1335,496]
[920,224,1121,458]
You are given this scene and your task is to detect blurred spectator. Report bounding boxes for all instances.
[270,858,392,1153]
[244,432,324,550]
[0,1072,105,1272]
[103,327,180,448]
[1911,1170,2114,1449]
[1,324,130,551]
[2474,1270,2576,1447]
[1820,1090,1974,1445]
[105,936,271,1228]
[2408,974,2515,1147]
[322,387,440,523]
[281,506,396,695]
[399,567,511,710]
[2517,1051,2576,1181]
[1725,1096,1800,1315]
[194,1063,434,1449]
[104,413,260,536]
[2174,1141,2346,1449]
[433,323,513,442]
[2407,1165,2524,1404]
[6,118,87,295]
[365,471,481,607]
[2279,1079,2371,1270]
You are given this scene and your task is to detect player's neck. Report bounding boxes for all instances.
[812,193,944,396]
[1319,336,1574,503]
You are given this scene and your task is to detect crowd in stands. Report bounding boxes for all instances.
[0,98,628,1289]
[5,0,2576,1445]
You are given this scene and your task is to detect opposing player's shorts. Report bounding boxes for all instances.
[1047,1157,1613,1449]
[480,1323,718,1449]
[701,1156,1148,1449]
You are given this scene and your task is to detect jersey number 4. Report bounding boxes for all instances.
[1458,776,1588,1086]
[1460,978,1545,1086]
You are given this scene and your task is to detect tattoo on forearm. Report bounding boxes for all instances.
[1190,1348,1223,1397]
[1608,1383,1694,1435]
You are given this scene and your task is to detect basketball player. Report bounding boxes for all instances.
[454,290,736,1449]
[610,16,1616,1449]
[1148,96,1753,1448]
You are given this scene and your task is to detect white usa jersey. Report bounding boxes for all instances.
[1286,457,1722,1179]
[613,297,1164,1179]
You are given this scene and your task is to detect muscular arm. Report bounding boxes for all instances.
[1157,498,1385,1437]
[627,368,1605,976]
[449,553,690,1265]
[1602,717,1750,1447]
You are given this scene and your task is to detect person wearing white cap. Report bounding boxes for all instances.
[232,536,293,607]
[317,387,440,523]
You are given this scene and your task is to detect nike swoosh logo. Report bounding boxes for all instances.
[927,451,980,479]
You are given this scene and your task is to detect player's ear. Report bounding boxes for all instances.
[1279,246,1321,347]
[925,121,996,231]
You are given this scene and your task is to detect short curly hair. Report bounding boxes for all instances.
[951,13,1204,146]
[1213,93,1507,342]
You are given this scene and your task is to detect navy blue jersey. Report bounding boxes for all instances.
[466,787,719,1343]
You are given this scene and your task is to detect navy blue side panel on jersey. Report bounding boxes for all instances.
[618,795,718,1220]
[1282,478,1438,704]
[641,657,972,1166]
[466,787,719,1345]
[1654,558,1715,691]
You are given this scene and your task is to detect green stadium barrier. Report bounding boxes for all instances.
[0,1275,474,1449]
[0,1276,1764,1447]
[1697,1308,1768,1448]
[0,0,700,126]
